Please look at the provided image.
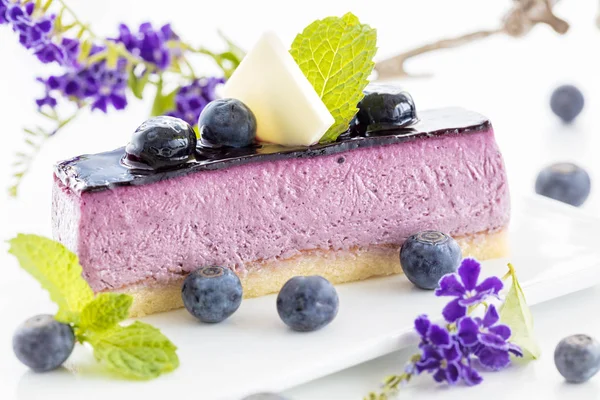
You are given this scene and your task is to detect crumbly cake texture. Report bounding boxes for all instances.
[123,229,508,317]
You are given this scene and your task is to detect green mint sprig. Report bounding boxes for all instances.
[8,234,179,380]
[290,12,377,143]
[499,263,541,360]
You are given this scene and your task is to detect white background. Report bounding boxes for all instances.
[1,0,600,399]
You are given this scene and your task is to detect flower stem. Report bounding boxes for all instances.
[365,355,420,400]
[56,0,96,38]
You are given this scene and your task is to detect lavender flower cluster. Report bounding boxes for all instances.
[411,259,522,386]
[1,0,223,121]
[1,0,64,64]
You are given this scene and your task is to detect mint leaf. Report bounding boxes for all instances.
[8,234,94,322]
[89,321,179,380]
[499,263,541,360]
[290,12,377,143]
[80,293,133,333]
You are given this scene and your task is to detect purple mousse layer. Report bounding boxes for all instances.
[52,109,509,292]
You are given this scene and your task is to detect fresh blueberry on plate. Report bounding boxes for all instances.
[13,314,75,372]
[277,276,339,332]
[198,98,257,148]
[555,334,600,383]
[126,116,197,170]
[181,266,243,323]
[400,231,462,290]
[535,163,591,207]
[550,85,584,123]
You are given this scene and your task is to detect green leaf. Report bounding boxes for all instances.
[499,263,541,360]
[106,43,119,70]
[150,77,178,116]
[290,12,377,143]
[89,322,179,380]
[78,39,93,64]
[128,68,151,100]
[8,234,94,322]
[80,293,133,332]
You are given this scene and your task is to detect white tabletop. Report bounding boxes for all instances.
[1,0,600,399]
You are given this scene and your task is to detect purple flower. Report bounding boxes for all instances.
[457,305,523,370]
[436,258,503,322]
[114,22,179,70]
[38,54,128,113]
[167,78,224,125]
[1,0,10,25]
[413,315,483,386]
[2,1,73,65]
[35,94,57,108]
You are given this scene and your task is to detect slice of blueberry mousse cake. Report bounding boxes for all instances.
[51,31,510,317]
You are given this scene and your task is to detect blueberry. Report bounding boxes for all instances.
[535,163,591,207]
[554,334,600,383]
[400,231,462,290]
[126,116,197,170]
[181,266,243,323]
[550,85,584,123]
[13,314,75,372]
[355,84,418,133]
[198,98,257,148]
[241,393,288,400]
[276,276,339,332]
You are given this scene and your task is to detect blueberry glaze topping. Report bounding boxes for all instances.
[55,107,491,194]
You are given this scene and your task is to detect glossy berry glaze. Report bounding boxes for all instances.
[56,108,487,194]
[52,107,509,292]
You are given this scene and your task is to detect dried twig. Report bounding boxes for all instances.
[375,0,569,80]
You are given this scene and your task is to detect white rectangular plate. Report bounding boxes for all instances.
[1,196,600,400]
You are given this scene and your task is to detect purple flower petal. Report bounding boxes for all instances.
[414,315,431,339]
[415,358,440,373]
[461,365,483,386]
[8,5,25,22]
[458,292,488,307]
[36,18,52,33]
[160,23,175,40]
[458,258,481,291]
[457,317,479,347]
[91,97,108,113]
[24,2,34,15]
[35,95,57,108]
[478,332,509,350]
[442,343,461,362]
[442,298,467,323]
[476,276,503,296]
[508,343,523,357]
[109,93,127,110]
[476,347,511,371]
[64,80,80,96]
[482,304,500,328]
[489,324,511,340]
[429,324,451,348]
[435,274,466,297]
[420,345,443,361]
[446,363,460,384]
[47,76,61,89]
[433,369,446,383]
